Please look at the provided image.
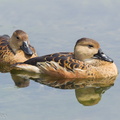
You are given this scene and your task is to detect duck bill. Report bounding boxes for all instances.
[20,41,33,56]
[94,48,113,62]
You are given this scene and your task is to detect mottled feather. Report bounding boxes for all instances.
[13,38,118,78]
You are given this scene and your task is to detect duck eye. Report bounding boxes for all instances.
[88,45,94,48]
[16,36,19,39]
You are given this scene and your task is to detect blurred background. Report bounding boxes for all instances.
[0,0,120,120]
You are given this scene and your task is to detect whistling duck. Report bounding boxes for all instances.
[0,30,37,65]
[13,38,118,79]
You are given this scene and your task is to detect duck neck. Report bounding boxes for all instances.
[74,49,84,61]
[8,39,17,54]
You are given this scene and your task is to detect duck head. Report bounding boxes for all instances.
[74,38,113,62]
[9,30,33,56]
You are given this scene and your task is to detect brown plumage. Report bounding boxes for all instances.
[0,30,37,65]
[13,38,118,79]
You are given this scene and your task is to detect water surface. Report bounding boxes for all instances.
[0,0,120,120]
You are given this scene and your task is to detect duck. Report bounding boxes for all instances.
[13,38,118,79]
[0,30,37,65]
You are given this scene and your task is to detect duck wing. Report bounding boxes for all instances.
[0,35,15,54]
[24,52,78,70]
[25,52,84,71]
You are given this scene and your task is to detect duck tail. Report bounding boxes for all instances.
[11,63,40,73]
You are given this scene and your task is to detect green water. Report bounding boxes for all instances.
[0,0,120,120]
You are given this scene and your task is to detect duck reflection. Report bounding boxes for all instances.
[11,73,30,88]
[0,63,12,73]
[75,86,111,106]
[10,69,40,87]
[10,69,117,106]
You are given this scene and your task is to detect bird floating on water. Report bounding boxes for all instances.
[13,38,118,79]
[0,30,37,65]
